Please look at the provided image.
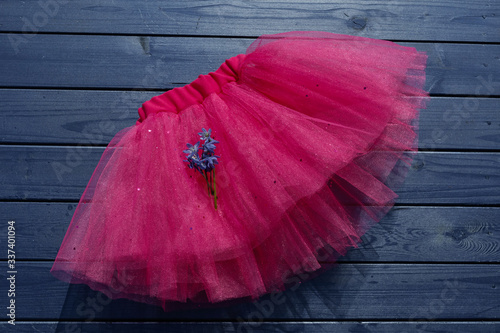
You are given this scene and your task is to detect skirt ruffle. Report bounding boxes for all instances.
[51,31,429,310]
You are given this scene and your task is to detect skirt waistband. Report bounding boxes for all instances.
[137,54,246,123]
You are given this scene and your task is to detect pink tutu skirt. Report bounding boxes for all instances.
[51,31,428,310]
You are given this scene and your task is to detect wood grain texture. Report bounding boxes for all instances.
[2,322,500,333]
[1,0,499,330]
[1,34,500,96]
[1,0,499,42]
[2,262,498,320]
[1,147,499,204]
[1,91,499,150]
[2,203,499,262]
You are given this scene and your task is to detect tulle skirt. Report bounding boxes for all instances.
[51,31,429,310]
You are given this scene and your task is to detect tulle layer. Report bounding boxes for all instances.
[51,31,429,310]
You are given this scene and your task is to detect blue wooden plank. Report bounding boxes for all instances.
[0,0,497,330]
[418,97,500,151]
[0,147,498,204]
[1,90,499,150]
[3,262,498,320]
[0,89,153,145]
[2,322,500,333]
[399,152,500,204]
[2,202,499,262]
[0,35,499,96]
[0,35,252,89]
[1,0,498,42]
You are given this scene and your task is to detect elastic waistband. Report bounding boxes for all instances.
[137,54,246,123]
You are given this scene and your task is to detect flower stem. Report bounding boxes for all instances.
[203,171,210,196]
[213,168,217,210]
[210,170,214,194]
[202,170,217,210]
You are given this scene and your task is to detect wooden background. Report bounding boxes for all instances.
[1,1,499,332]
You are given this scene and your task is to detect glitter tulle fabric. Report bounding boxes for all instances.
[51,31,429,310]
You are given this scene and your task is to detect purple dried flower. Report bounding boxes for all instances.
[183,128,220,209]
[201,155,219,171]
[198,128,212,141]
[183,142,201,159]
